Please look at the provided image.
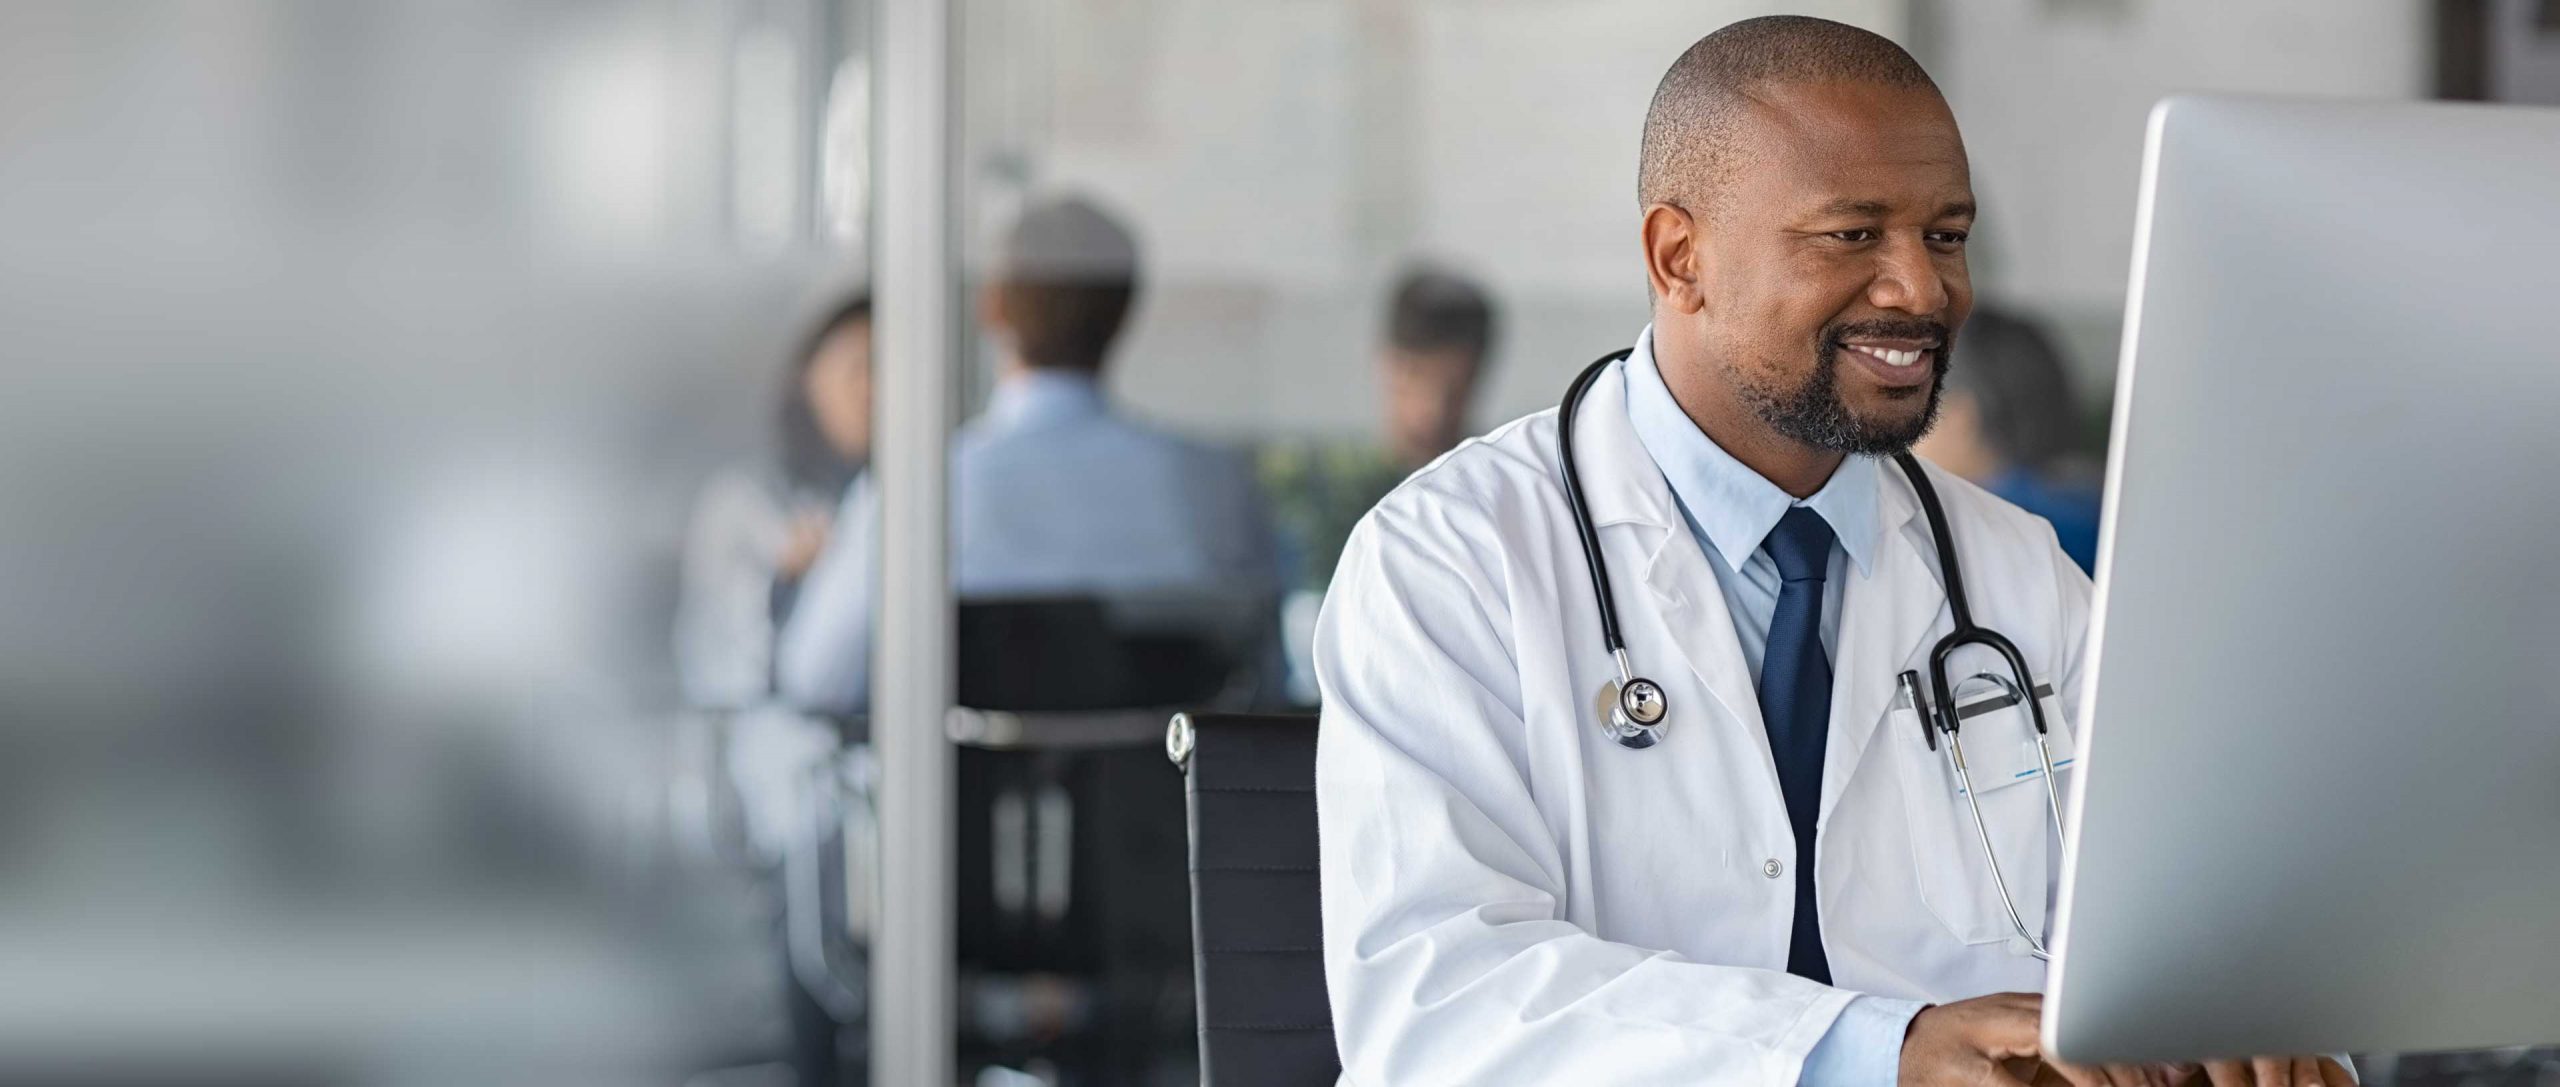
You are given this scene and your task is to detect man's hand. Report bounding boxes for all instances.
[1900,994,2048,1087]
[2193,1056,2354,1087]
[776,511,831,580]
[1899,993,2212,1087]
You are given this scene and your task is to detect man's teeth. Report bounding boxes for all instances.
[1851,345,1927,367]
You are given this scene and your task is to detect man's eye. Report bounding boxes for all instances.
[1829,229,1878,243]
[1928,230,1970,246]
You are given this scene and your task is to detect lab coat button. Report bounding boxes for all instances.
[1762,859,1784,879]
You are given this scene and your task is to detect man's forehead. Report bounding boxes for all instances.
[1732,80,1971,206]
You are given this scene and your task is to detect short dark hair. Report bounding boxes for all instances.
[1942,307,2084,470]
[779,292,870,497]
[1638,16,1938,215]
[1385,265,1496,364]
[994,195,1140,372]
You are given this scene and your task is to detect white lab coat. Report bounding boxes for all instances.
[1314,356,2092,1086]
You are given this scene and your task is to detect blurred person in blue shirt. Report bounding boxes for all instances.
[776,196,1278,714]
[674,294,872,711]
[1910,306,2105,572]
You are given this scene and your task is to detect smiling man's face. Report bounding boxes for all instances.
[1689,78,1975,455]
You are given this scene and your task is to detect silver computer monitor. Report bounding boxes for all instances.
[2044,95,2560,1063]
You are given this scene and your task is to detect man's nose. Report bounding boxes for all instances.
[1866,236,1949,316]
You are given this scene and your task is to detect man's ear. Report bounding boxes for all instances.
[1641,203,1708,315]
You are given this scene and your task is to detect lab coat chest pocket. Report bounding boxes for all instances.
[1889,691,2077,947]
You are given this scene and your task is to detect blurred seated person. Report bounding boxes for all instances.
[776,195,1278,714]
[1260,265,1495,703]
[1911,306,2105,572]
[671,297,878,1087]
[1260,263,1498,596]
[674,293,872,710]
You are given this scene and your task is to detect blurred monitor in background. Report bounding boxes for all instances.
[776,195,1278,715]
[1912,305,2104,572]
[674,294,873,712]
[1262,263,1496,704]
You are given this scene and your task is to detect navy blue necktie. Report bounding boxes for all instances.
[1758,506,1835,984]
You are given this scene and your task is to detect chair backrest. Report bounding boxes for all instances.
[951,598,1228,977]
[956,594,1273,711]
[1167,712,1337,1086]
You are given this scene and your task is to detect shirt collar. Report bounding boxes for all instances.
[1621,325,1881,577]
[987,368,1108,428]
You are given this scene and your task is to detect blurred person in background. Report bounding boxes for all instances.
[670,295,876,1087]
[1263,265,1496,704]
[777,195,1277,714]
[1909,306,2104,572]
[1263,263,1499,596]
[1380,265,1501,475]
[673,294,873,711]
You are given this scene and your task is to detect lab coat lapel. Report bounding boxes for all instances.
[1819,466,1949,826]
[1573,357,1778,776]
[1639,528,1771,760]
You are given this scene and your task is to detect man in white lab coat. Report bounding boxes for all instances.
[1313,17,2343,1087]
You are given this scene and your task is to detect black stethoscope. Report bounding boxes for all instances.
[1546,347,2068,951]
[1556,347,2055,755]
[1559,348,2071,956]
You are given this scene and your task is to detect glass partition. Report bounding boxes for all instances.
[0,1,884,1081]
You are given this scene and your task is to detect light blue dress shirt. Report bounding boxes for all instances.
[1620,328,1925,1086]
[775,369,1277,713]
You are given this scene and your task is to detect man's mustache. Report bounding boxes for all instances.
[1823,319,1952,347]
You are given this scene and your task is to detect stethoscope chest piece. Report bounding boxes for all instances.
[1597,666,1668,749]
[1611,676,1668,749]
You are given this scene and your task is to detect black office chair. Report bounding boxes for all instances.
[1166,712,1338,1086]
[953,598,1262,1084]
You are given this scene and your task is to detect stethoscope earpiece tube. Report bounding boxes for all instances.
[1558,352,1635,655]
[1896,453,2057,744]
[1893,451,1972,630]
[1891,456,2059,961]
[1560,350,1667,748]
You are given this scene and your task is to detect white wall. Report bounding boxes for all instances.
[963,0,1903,438]
[963,0,2435,438]
[1920,0,2429,387]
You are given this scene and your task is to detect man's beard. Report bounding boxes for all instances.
[1731,319,1953,456]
